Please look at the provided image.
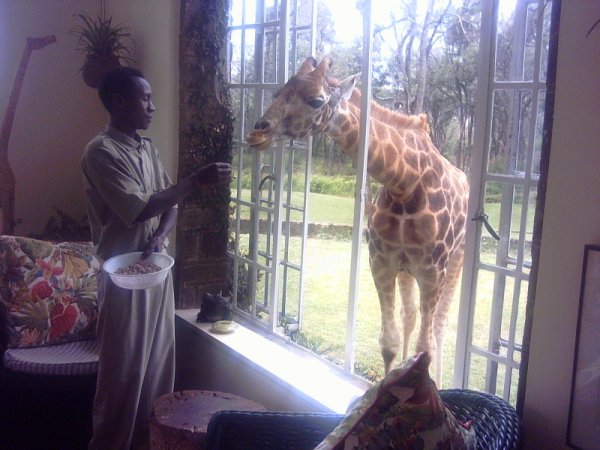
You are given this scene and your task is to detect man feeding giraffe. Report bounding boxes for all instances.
[246,56,469,385]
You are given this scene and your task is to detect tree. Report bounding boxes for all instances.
[428,0,481,171]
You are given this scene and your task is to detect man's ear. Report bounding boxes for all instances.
[111,93,128,113]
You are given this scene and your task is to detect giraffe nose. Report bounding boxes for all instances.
[254,119,272,131]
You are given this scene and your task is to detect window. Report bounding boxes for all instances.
[227,0,555,403]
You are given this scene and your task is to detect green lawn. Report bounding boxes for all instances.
[237,189,355,224]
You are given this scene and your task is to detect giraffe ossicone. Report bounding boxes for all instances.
[247,56,469,386]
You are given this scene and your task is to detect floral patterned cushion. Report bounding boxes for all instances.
[314,352,477,450]
[0,235,100,348]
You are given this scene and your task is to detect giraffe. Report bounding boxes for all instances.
[246,56,469,385]
[0,35,56,234]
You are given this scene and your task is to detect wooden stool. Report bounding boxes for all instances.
[149,390,266,450]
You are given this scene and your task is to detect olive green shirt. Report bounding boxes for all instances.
[81,126,174,261]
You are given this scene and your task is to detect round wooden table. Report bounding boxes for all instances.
[149,390,266,450]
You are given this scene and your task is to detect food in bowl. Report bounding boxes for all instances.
[103,252,175,290]
[116,261,161,275]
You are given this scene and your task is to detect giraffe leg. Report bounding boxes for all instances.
[397,271,417,361]
[415,269,445,374]
[433,245,465,386]
[371,261,400,374]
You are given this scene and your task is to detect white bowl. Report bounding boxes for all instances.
[103,252,174,290]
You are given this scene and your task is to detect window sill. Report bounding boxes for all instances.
[175,309,369,414]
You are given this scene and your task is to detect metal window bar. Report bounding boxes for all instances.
[344,0,374,372]
[227,0,316,337]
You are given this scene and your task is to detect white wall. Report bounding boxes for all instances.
[0,0,179,236]
[523,1,600,449]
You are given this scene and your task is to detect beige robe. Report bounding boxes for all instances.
[82,126,176,450]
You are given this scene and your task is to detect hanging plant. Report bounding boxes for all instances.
[70,12,135,88]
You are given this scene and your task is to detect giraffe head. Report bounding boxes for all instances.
[246,56,359,150]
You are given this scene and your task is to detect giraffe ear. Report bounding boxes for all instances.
[338,73,360,101]
[298,57,317,75]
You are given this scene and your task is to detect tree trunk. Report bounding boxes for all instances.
[176,0,233,308]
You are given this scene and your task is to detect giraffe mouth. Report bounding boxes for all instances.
[246,130,274,151]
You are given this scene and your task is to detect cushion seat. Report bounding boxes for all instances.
[3,338,99,375]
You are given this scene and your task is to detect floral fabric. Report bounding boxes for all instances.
[0,235,100,348]
[314,352,477,450]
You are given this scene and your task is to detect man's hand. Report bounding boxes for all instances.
[141,234,164,259]
[192,162,232,187]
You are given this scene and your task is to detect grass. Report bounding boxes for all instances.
[236,189,355,224]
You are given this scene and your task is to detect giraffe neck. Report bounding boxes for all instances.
[324,89,434,195]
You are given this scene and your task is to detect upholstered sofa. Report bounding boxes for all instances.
[0,235,101,450]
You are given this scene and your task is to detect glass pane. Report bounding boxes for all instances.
[472,270,494,351]
[508,185,523,261]
[264,26,279,83]
[523,188,536,267]
[495,0,537,82]
[261,87,278,113]
[243,29,258,83]
[231,149,242,200]
[479,182,502,262]
[265,0,280,22]
[230,88,242,139]
[229,0,243,26]
[291,29,312,74]
[243,89,260,138]
[523,2,539,81]
[278,264,301,331]
[539,1,552,82]
[240,148,254,189]
[467,353,488,392]
[255,208,274,267]
[229,29,242,83]
[488,89,532,176]
[244,0,259,25]
[498,275,516,346]
[514,279,528,352]
[297,236,351,369]
[293,0,313,27]
[232,257,253,312]
[494,361,507,398]
[532,90,545,176]
[355,253,383,381]
[510,368,520,405]
[254,268,269,324]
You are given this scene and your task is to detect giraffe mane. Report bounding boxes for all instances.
[348,88,431,135]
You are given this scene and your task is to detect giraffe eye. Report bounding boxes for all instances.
[307,98,324,109]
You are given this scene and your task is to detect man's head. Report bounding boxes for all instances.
[98,67,155,132]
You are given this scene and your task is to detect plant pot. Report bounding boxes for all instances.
[81,53,121,89]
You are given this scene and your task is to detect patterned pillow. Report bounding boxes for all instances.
[314,352,477,450]
[0,235,100,348]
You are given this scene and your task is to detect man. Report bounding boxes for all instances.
[81,67,231,450]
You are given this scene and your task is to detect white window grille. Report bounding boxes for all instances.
[227,0,555,404]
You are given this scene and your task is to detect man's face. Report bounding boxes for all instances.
[121,76,155,131]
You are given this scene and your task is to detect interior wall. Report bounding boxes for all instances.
[3,1,600,447]
[0,0,179,237]
[523,1,600,449]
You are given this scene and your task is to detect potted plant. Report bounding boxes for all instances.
[70,13,135,88]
